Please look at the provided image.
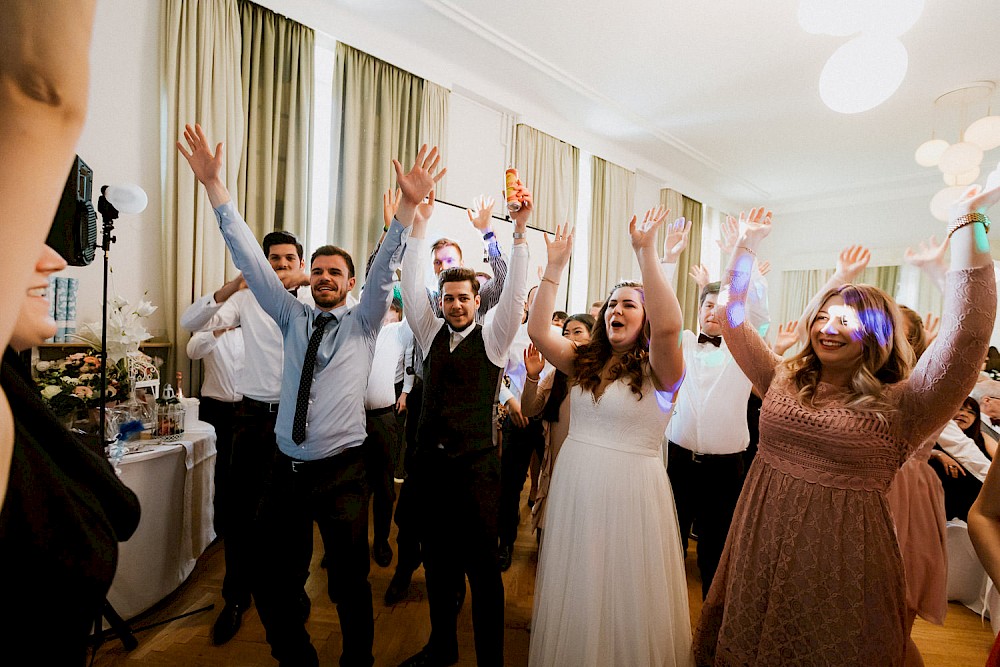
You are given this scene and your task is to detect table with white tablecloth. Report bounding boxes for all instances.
[106,421,217,620]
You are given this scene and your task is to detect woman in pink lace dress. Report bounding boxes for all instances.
[694,186,998,666]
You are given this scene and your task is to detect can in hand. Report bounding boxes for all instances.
[505,168,522,213]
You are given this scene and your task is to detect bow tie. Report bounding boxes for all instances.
[698,333,722,347]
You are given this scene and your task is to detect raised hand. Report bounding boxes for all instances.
[662,215,691,263]
[688,264,711,289]
[630,205,669,253]
[510,189,533,229]
[524,343,545,379]
[739,207,772,247]
[835,245,872,282]
[924,312,940,344]
[382,187,401,229]
[951,182,1000,218]
[467,195,496,233]
[717,215,739,255]
[543,223,574,271]
[392,144,447,226]
[903,236,948,271]
[176,123,228,205]
[411,190,436,238]
[758,260,772,277]
[773,320,801,356]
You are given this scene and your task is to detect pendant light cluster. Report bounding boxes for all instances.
[915,83,1000,221]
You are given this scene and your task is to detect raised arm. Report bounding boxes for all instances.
[630,208,685,394]
[903,235,948,293]
[528,224,577,375]
[520,343,550,418]
[468,196,508,314]
[899,185,998,443]
[483,192,531,363]
[177,123,298,326]
[720,208,783,393]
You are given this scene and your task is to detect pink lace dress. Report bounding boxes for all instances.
[694,266,995,666]
[885,431,948,625]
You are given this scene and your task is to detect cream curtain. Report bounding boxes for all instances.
[332,43,423,273]
[237,1,313,242]
[659,188,703,331]
[161,0,243,385]
[779,268,833,325]
[419,81,449,200]
[858,265,901,296]
[587,156,636,304]
[514,125,579,234]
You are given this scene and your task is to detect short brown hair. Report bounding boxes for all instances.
[438,266,479,295]
[310,245,355,278]
[431,238,463,261]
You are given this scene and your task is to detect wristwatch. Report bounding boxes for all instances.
[513,232,526,239]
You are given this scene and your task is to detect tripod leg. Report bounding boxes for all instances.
[102,601,138,651]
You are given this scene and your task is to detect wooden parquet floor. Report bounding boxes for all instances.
[92,485,995,666]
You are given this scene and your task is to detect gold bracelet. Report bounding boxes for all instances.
[948,212,991,239]
[541,276,559,287]
[736,245,756,257]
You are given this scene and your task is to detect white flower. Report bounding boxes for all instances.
[61,376,80,386]
[35,361,51,372]
[134,300,157,318]
[78,373,95,381]
[41,385,62,399]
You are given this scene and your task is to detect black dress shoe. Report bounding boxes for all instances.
[398,645,458,667]
[212,604,245,645]
[373,540,393,567]
[384,572,411,606]
[497,544,513,572]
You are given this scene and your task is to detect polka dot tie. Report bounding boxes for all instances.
[292,313,333,444]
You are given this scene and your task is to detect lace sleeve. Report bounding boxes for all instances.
[899,264,997,445]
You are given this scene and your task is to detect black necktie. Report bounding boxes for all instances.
[292,313,333,444]
[698,333,722,347]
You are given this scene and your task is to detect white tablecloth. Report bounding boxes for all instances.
[106,422,217,620]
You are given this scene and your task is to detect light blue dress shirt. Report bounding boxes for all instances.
[215,201,408,460]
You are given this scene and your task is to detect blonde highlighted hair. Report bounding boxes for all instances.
[781,284,914,413]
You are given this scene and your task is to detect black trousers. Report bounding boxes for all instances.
[929,448,983,521]
[253,446,373,667]
[667,442,746,599]
[411,447,504,666]
[199,396,238,536]
[223,398,282,608]
[498,416,545,548]
[362,407,398,545]
[393,379,424,574]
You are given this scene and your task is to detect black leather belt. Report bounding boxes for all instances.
[692,451,744,463]
[243,397,279,413]
[366,405,394,416]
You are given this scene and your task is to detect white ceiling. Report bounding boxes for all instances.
[330,0,1000,210]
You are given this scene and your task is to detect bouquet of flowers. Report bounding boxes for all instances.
[34,352,131,417]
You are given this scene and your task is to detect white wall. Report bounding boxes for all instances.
[62,0,164,336]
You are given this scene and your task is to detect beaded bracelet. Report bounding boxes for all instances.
[736,245,756,257]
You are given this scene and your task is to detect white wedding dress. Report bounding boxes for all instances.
[529,379,693,667]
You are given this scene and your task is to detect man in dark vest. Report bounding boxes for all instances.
[398,187,531,667]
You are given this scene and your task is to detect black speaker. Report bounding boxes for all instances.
[47,155,96,266]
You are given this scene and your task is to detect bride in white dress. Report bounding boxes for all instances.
[526,209,694,667]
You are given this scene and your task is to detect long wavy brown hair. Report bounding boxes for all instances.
[781,284,914,413]
[573,282,651,399]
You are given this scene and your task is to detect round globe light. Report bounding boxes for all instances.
[929,186,968,222]
[914,139,950,167]
[965,115,1000,151]
[937,141,984,175]
[943,166,980,186]
[819,36,908,114]
[104,184,148,215]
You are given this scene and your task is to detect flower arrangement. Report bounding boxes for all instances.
[34,352,131,417]
[75,295,157,364]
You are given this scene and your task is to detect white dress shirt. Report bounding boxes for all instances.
[937,419,991,482]
[181,286,314,404]
[365,320,414,410]
[185,327,244,403]
[402,236,528,369]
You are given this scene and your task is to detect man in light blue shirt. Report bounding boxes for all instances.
[178,122,445,667]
